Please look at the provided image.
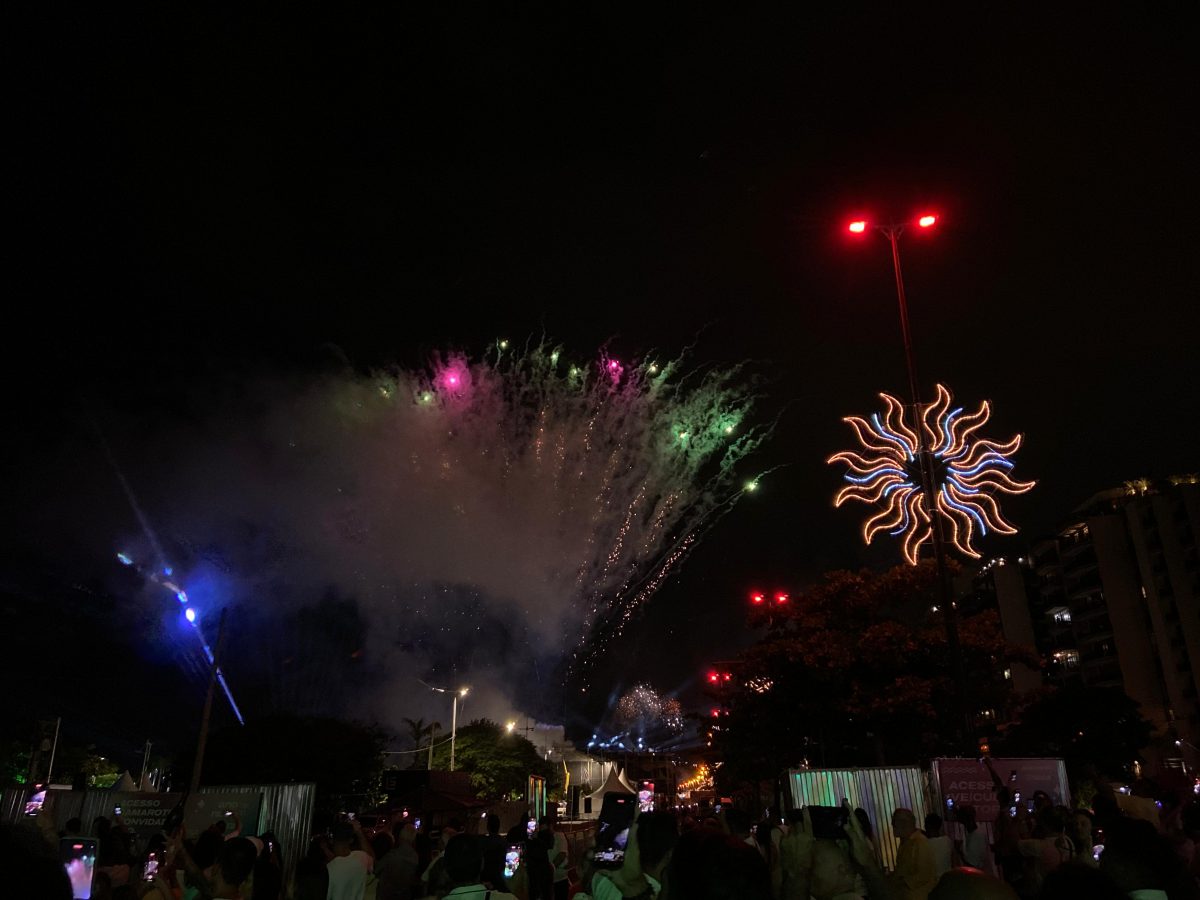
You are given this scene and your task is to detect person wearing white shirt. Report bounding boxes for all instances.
[327,820,375,900]
[923,814,953,880]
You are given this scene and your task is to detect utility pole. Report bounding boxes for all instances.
[189,610,227,796]
[426,724,438,771]
[45,718,62,785]
[139,741,153,790]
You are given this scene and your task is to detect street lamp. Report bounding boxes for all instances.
[419,682,471,771]
[845,210,969,748]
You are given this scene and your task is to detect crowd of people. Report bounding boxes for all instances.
[7,777,1200,900]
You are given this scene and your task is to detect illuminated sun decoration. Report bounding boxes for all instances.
[827,384,1034,565]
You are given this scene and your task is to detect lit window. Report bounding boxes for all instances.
[1053,650,1081,669]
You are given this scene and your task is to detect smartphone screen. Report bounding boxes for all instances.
[595,793,636,868]
[114,806,122,816]
[526,818,536,837]
[25,788,47,816]
[503,846,522,879]
[143,853,159,882]
[61,838,98,900]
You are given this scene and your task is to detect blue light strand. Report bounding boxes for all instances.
[939,407,964,456]
[870,413,914,455]
[941,485,988,536]
[843,467,906,484]
[952,455,1014,478]
[945,475,980,496]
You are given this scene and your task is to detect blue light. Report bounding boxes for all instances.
[940,407,964,454]
[117,552,133,566]
[163,566,173,576]
[953,455,1014,478]
[946,476,980,495]
[942,486,988,535]
[215,669,245,725]
[871,413,914,454]
[185,607,197,623]
[177,591,189,604]
[844,467,905,484]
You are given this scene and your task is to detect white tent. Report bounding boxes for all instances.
[110,771,138,792]
[581,763,635,818]
[617,768,637,793]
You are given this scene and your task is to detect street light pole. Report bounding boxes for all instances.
[418,681,469,771]
[450,688,468,772]
[450,694,459,771]
[852,214,970,750]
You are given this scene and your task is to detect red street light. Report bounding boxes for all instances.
[848,220,868,234]
[708,671,719,683]
[917,214,937,228]
[774,592,789,604]
[750,592,765,605]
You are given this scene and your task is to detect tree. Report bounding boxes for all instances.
[197,715,388,815]
[429,719,555,800]
[401,718,441,770]
[712,562,1039,782]
[995,685,1153,781]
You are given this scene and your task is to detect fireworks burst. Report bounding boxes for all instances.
[278,341,764,690]
[616,684,684,735]
[828,384,1034,564]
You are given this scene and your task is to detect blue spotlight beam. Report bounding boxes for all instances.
[117,551,245,725]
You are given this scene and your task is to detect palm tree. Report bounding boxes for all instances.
[402,717,442,769]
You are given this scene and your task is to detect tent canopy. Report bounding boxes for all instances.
[582,764,635,817]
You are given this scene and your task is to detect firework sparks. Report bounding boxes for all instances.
[616,684,684,735]
[186,341,767,698]
[828,384,1034,564]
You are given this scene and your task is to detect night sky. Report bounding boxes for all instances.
[6,9,1198,755]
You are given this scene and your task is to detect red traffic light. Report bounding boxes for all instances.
[751,592,765,605]
[708,671,719,683]
[848,220,868,234]
[917,214,937,228]
[774,592,789,604]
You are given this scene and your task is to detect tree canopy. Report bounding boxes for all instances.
[995,685,1153,781]
[200,715,388,813]
[712,562,1039,781]
[429,719,556,800]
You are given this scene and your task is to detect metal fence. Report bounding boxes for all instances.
[2,783,314,895]
[786,766,932,871]
[204,782,317,895]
